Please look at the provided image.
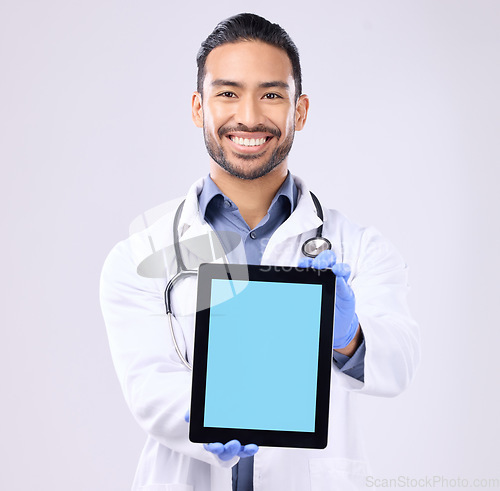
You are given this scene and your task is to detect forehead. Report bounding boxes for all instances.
[203,41,295,91]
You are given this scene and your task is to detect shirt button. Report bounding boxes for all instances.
[250,232,257,239]
[224,200,232,208]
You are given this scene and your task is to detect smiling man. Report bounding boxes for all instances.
[192,38,309,231]
[194,41,306,180]
[100,13,420,491]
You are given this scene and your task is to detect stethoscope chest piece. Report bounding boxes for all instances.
[301,236,332,258]
[301,191,332,258]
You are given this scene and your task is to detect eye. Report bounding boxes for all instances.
[218,91,237,98]
[263,93,282,100]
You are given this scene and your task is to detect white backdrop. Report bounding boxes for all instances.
[1,1,499,489]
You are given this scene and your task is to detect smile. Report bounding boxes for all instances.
[225,131,275,153]
[229,136,268,147]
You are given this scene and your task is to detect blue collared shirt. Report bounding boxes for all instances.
[199,173,298,264]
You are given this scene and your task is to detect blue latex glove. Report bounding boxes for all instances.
[298,250,359,349]
[184,410,258,461]
[203,441,259,461]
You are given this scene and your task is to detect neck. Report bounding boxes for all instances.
[210,161,289,229]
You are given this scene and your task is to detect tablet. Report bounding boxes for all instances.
[189,263,335,449]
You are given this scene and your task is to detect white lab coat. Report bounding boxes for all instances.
[100,175,420,491]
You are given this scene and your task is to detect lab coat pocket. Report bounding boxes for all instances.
[139,485,193,491]
[309,458,367,490]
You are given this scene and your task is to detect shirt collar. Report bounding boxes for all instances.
[198,172,298,219]
[197,174,222,218]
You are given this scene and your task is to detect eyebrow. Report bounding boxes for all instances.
[211,79,290,90]
[259,81,290,89]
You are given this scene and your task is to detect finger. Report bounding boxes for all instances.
[224,440,242,454]
[219,440,242,461]
[334,275,355,302]
[331,264,354,301]
[331,262,351,280]
[239,444,259,458]
[297,256,313,268]
[204,442,224,455]
[311,250,336,270]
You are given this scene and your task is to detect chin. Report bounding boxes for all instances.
[221,160,284,181]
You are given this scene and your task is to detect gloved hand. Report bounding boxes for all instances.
[203,440,259,461]
[184,410,259,461]
[298,250,359,349]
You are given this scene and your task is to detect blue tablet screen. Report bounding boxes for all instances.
[204,279,322,432]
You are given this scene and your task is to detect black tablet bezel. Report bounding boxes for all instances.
[189,263,335,449]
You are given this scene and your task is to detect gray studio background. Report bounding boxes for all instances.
[1,1,499,489]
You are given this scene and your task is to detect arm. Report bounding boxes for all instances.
[333,335,366,382]
[335,325,362,357]
[299,252,366,381]
[346,227,420,396]
[100,239,238,467]
[299,226,420,395]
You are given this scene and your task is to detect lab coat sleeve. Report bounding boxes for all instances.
[342,227,420,397]
[99,238,238,468]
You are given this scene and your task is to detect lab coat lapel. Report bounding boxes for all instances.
[177,176,206,237]
[173,176,245,266]
[173,177,221,266]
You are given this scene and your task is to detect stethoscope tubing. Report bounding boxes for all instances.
[165,269,197,371]
[165,191,331,371]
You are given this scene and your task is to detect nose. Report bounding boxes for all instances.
[234,96,264,128]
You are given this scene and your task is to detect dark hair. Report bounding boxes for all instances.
[196,13,302,101]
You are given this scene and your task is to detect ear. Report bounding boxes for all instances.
[294,94,310,131]
[191,92,203,128]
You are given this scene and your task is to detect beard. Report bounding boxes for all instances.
[203,123,295,180]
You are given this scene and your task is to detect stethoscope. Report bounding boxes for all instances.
[164,192,331,370]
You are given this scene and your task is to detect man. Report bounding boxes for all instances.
[100,13,420,491]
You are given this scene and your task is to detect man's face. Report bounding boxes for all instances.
[192,41,308,180]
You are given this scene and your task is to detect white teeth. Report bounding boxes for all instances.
[231,136,267,147]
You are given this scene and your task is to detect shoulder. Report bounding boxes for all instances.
[100,176,209,284]
[321,206,377,252]
[320,207,405,274]
[107,200,181,269]
[100,194,189,297]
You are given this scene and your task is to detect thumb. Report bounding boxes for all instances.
[332,263,354,301]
